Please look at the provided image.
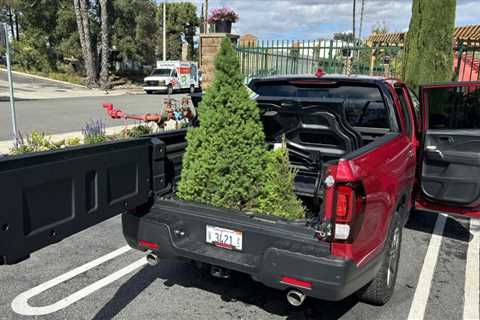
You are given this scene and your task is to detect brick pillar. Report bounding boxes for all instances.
[199,33,239,89]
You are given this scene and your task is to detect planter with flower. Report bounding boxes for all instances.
[208,7,239,33]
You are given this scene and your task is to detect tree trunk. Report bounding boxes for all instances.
[14,10,19,41]
[403,0,456,90]
[73,0,97,88]
[99,0,109,90]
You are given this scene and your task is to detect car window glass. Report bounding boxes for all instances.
[253,82,389,128]
[395,88,413,136]
[425,85,480,129]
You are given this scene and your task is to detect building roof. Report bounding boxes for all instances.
[366,24,480,46]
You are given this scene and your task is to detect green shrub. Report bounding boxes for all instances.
[177,38,304,220]
[127,125,153,138]
[9,131,58,155]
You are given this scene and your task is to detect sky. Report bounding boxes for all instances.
[164,0,479,40]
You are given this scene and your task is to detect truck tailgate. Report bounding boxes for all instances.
[123,198,331,273]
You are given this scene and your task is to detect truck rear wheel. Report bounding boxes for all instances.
[357,213,402,305]
[190,85,195,94]
[167,85,173,95]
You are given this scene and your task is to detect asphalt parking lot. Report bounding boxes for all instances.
[1,210,478,320]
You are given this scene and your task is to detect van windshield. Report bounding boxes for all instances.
[151,69,172,76]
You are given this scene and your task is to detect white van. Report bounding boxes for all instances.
[144,61,200,95]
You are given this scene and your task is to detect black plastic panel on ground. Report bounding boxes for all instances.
[0,138,153,265]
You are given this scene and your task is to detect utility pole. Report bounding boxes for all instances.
[352,0,356,42]
[163,1,166,61]
[2,23,17,142]
[204,0,209,34]
[359,0,365,40]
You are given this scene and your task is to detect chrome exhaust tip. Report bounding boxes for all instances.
[146,253,159,266]
[286,289,306,307]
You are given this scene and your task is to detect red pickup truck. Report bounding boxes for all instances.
[1,75,479,307]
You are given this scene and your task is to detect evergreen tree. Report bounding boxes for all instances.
[403,0,456,89]
[178,38,304,220]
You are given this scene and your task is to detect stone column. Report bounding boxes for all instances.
[199,33,239,89]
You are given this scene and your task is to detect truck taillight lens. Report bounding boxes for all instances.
[335,186,354,222]
[333,183,365,242]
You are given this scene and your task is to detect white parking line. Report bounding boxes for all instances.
[408,213,447,320]
[464,218,480,320]
[11,245,148,316]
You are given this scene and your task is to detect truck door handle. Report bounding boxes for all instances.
[425,146,444,161]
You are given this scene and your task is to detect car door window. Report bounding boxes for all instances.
[171,70,178,78]
[395,88,413,137]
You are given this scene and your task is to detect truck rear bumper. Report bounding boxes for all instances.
[122,199,384,301]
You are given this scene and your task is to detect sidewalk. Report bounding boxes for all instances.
[0,69,143,100]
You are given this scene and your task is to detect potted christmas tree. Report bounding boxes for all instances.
[177,38,303,220]
[208,7,239,33]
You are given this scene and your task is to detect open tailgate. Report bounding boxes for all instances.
[0,137,167,265]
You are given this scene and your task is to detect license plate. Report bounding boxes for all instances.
[206,225,242,251]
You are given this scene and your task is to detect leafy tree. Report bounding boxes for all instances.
[178,38,304,220]
[112,0,157,65]
[156,2,198,60]
[13,30,53,71]
[403,0,456,89]
[334,32,354,42]
[54,0,82,60]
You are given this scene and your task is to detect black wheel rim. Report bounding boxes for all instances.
[387,226,400,288]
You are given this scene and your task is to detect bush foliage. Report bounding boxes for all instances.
[177,38,304,220]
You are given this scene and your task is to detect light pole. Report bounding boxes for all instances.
[2,23,17,142]
[163,1,166,61]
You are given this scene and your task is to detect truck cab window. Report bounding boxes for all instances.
[425,86,480,129]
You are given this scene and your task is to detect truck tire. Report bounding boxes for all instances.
[167,85,173,95]
[146,90,153,95]
[357,212,402,305]
[190,85,195,94]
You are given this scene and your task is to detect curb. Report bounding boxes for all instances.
[0,68,88,89]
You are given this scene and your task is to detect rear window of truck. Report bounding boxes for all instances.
[251,81,389,129]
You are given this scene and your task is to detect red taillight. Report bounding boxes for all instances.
[335,186,355,222]
[138,240,159,249]
[281,276,312,289]
[333,184,365,242]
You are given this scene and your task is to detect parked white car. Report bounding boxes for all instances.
[144,61,200,95]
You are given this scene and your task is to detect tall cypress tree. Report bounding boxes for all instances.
[403,0,456,89]
[178,38,303,219]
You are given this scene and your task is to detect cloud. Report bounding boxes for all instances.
[169,0,478,39]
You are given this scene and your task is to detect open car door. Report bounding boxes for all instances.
[416,82,480,218]
[0,137,167,265]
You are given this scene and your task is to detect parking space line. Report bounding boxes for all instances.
[464,218,480,320]
[11,245,147,316]
[408,213,446,320]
